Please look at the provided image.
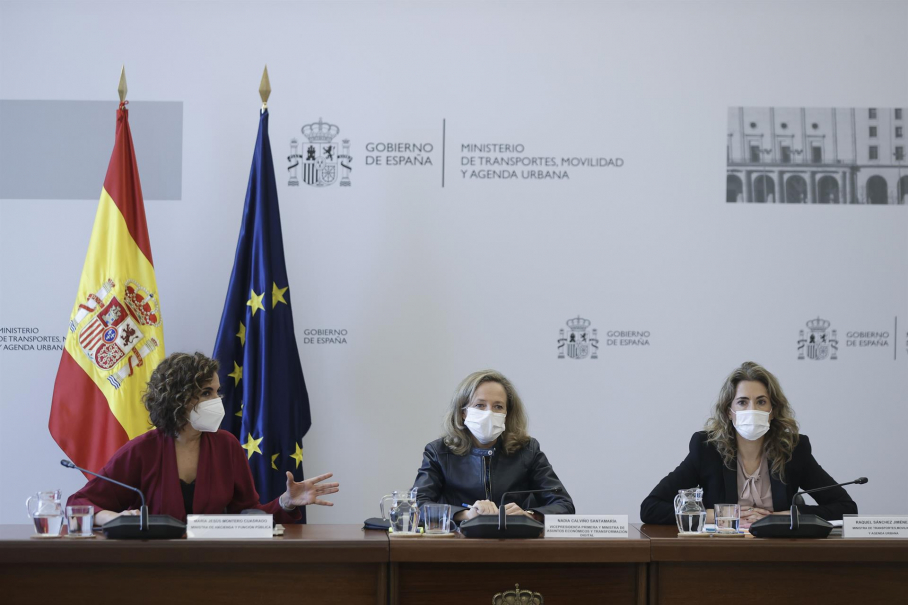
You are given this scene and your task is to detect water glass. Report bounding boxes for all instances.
[423,504,454,535]
[66,505,95,537]
[715,503,740,533]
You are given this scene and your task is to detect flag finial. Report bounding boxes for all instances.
[259,66,271,110]
[118,65,127,103]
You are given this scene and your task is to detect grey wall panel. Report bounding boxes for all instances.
[0,100,182,200]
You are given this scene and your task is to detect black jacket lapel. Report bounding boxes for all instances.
[770,474,789,512]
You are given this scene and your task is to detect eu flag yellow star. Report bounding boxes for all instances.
[290,442,304,469]
[228,361,243,386]
[271,453,280,470]
[236,321,246,346]
[235,402,244,417]
[247,289,265,316]
[272,282,288,308]
[241,433,263,459]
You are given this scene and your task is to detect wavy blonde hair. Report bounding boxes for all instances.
[442,370,531,456]
[705,361,800,482]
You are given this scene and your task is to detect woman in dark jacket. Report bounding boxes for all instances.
[641,361,857,527]
[413,369,574,522]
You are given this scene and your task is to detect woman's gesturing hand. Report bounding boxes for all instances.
[282,471,340,508]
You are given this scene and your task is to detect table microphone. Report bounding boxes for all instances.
[61,459,148,530]
[60,459,185,539]
[750,476,867,538]
[460,487,563,539]
[790,477,868,530]
[498,488,563,530]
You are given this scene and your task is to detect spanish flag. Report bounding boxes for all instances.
[49,102,165,474]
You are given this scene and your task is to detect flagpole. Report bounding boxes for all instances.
[118,65,127,104]
[259,65,270,114]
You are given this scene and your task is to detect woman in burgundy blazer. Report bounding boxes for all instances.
[68,352,338,525]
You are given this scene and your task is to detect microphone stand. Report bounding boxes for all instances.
[61,460,148,531]
[460,487,565,538]
[61,459,185,539]
[498,488,563,531]
[789,478,868,531]
[750,476,867,538]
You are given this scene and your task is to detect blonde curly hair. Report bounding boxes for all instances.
[705,361,800,482]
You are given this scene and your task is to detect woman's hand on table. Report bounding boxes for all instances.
[454,500,498,521]
[94,509,139,526]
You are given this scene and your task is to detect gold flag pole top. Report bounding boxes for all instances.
[259,65,271,113]
[118,65,127,104]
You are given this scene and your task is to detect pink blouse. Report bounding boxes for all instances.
[737,453,774,512]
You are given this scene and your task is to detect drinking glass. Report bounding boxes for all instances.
[715,503,740,533]
[423,503,454,535]
[66,505,95,538]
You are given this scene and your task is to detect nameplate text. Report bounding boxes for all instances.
[843,516,908,539]
[545,515,629,538]
[186,514,273,539]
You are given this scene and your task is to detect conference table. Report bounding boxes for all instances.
[640,523,908,604]
[0,524,388,604]
[389,524,650,604]
[2,523,907,604]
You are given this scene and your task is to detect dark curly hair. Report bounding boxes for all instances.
[143,352,220,437]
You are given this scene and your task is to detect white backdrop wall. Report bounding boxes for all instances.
[1,0,906,525]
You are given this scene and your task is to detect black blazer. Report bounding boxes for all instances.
[413,437,574,516]
[640,432,857,525]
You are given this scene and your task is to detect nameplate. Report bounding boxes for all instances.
[843,516,908,539]
[544,515,629,538]
[186,515,273,539]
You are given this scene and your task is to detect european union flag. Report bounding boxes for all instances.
[213,109,310,519]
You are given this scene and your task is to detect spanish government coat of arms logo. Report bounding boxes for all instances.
[557,316,599,360]
[797,317,838,361]
[288,118,352,187]
[70,278,161,388]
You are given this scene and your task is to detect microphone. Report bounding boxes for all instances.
[460,487,563,539]
[750,476,867,539]
[61,459,184,539]
[498,488,563,530]
[61,459,149,530]
[790,477,868,530]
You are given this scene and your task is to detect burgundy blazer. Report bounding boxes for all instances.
[68,429,301,524]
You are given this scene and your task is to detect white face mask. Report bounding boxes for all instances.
[189,397,225,432]
[733,409,771,441]
[463,408,507,445]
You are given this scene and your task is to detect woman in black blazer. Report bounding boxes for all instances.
[641,362,857,526]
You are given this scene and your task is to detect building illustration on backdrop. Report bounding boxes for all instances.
[727,107,908,204]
